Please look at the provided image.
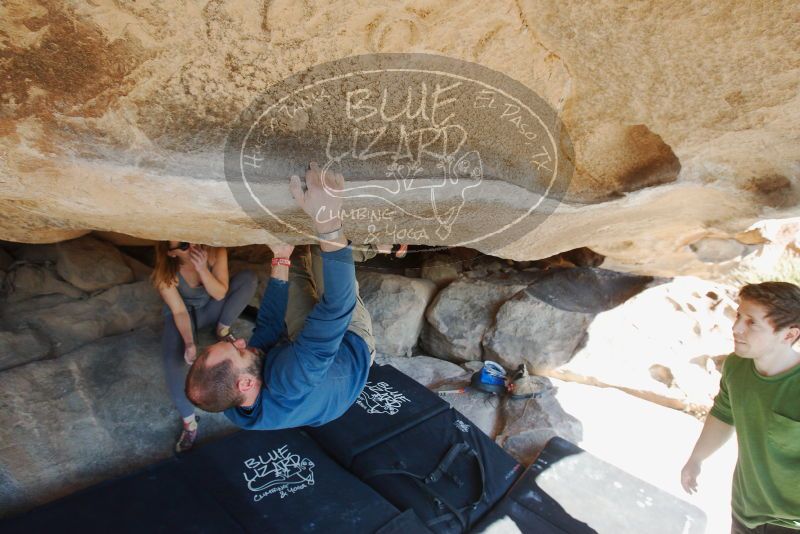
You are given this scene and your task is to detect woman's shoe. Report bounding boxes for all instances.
[175,418,199,453]
[216,326,236,343]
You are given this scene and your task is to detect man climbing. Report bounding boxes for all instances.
[680,282,800,533]
[185,162,376,429]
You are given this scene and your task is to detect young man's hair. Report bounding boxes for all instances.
[185,349,244,413]
[739,281,800,333]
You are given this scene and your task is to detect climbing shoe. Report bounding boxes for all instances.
[175,418,199,453]
[507,364,550,400]
[216,325,237,343]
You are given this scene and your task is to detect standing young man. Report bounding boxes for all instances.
[681,282,800,533]
[185,162,376,429]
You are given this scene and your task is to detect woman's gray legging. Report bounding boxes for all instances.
[161,270,258,418]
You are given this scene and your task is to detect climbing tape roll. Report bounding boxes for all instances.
[469,361,507,395]
[480,362,506,383]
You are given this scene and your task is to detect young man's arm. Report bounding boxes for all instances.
[248,244,293,350]
[681,415,734,494]
[681,360,735,494]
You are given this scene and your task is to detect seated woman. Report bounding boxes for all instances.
[151,241,257,452]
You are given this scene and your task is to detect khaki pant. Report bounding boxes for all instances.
[286,245,376,361]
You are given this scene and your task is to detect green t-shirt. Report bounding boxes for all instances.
[709,354,800,530]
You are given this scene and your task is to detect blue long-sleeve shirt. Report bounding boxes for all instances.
[224,245,372,430]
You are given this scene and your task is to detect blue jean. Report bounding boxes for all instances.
[161,270,258,418]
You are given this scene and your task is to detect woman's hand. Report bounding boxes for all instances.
[184,343,197,365]
[188,245,209,272]
[269,242,294,259]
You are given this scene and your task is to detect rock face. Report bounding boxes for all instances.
[483,290,594,371]
[496,387,583,466]
[2,264,85,303]
[483,268,653,370]
[2,2,799,278]
[357,271,437,357]
[548,277,737,412]
[55,236,134,291]
[0,326,237,516]
[0,249,13,271]
[422,276,530,362]
[524,268,653,314]
[0,329,50,372]
[374,354,467,388]
[121,252,154,283]
[11,245,59,263]
[419,253,463,288]
[0,293,77,320]
[3,281,162,356]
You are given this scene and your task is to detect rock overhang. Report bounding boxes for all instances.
[1,0,798,277]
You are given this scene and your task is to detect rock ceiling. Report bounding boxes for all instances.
[1,0,798,276]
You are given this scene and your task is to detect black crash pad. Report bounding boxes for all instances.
[351,408,522,533]
[173,428,403,533]
[307,363,450,468]
[2,429,410,534]
[470,436,707,534]
[1,457,239,534]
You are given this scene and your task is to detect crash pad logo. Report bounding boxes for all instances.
[357,381,411,415]
[225,53,573,256]
[242,445,315,501]
[454,420,471,434]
